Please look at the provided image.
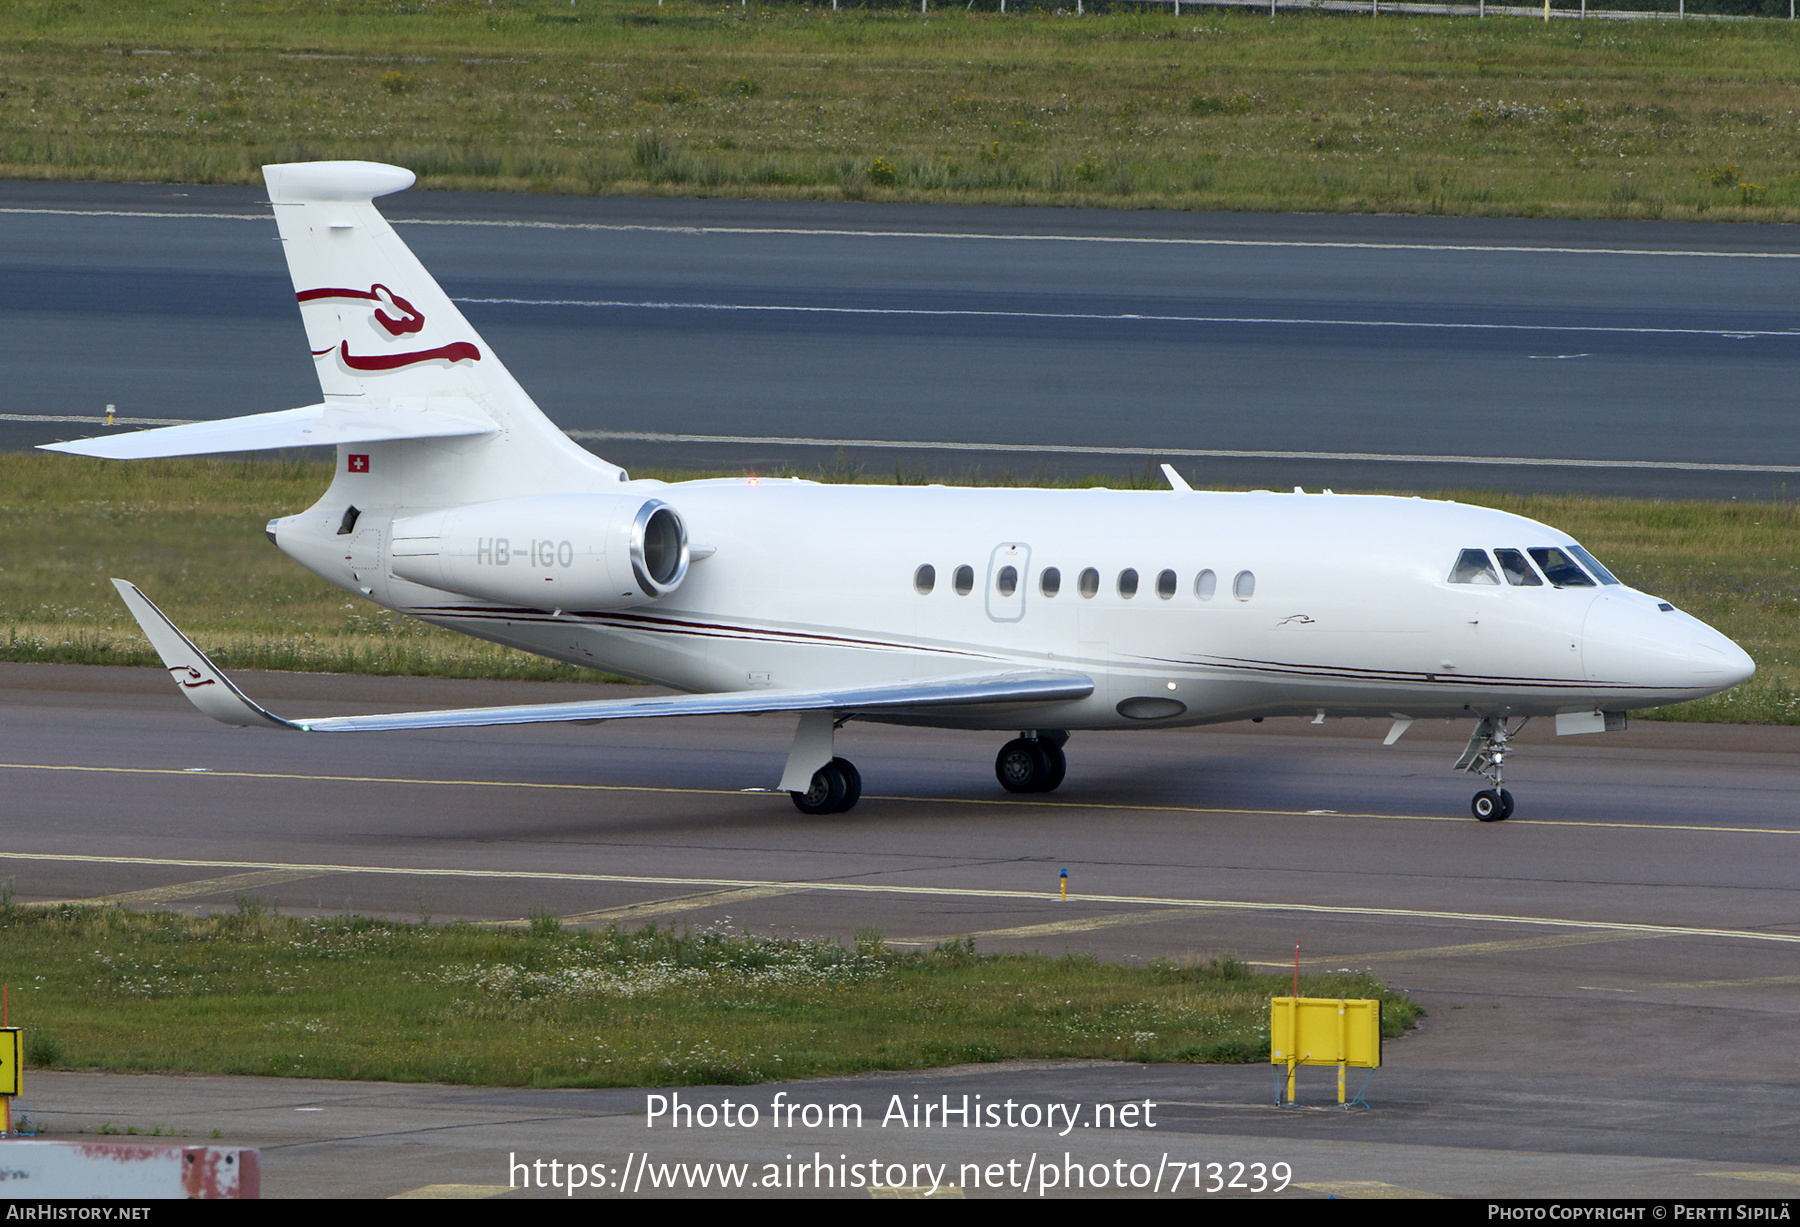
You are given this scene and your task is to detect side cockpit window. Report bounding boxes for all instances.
[1449,548,1500,585]
[1493,549,1543,587]
[1528,547,1596,588]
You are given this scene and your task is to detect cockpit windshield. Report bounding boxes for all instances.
[1528,547,1596,587]
[1564,542,1621,585]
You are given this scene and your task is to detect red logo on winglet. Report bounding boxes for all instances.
[348,454,370,473]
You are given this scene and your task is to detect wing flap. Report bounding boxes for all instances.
[112,579,1093,732]
[40,400,495,460]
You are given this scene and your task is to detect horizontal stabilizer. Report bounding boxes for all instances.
[112,579,1093,732]
[39,400,495,460]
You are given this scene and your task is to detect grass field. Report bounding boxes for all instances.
[0,453,1794,721]
[1,0,1798,219]
[1,900,1417,1089]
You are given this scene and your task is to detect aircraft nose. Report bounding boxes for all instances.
[1582,594,1755,695]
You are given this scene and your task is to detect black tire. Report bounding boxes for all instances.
[995,738,1049,793]
[791,762,847,815]
[1040,742,1067,792]
[830,757,862,813]
[1496,788,1515,821]
[1472,789,1507,822]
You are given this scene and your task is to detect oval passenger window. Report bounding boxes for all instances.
[954,565,975,596]
[996,565,1018,597]
[1078,568,1100,599]
[1040,567,1062,598]
[914,564,936,595]
[1118,569,1139,598]
[1156,569,1177,599]
[1233,570,1256,601]
[1195,569,1216,600]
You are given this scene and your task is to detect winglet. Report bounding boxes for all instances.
[1160,463,1193,493]
[111,580,293,729]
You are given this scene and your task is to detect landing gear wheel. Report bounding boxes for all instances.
[1472,788,1514,822]
[995,738,1051,794]
[791,762,847,815]
[1040,742,1067,793]
[829,757,862,814]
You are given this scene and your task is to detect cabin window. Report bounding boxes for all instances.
[1156,569,1177,600]
[1233,570,1256,601]
[1118,568,1139,599]
[1194,569,1217,600]
[1449,549,1501,585]
[1493,549,1542,587]
[1566,543,1621,585]
[1078,567,1100,599]
[1040,567,1062,598]
[954,564,975,596]
[914,564,936,595]
[1527,547,1595,588]
[996,565,1018,597]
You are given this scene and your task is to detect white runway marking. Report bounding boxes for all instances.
[4,849,1797,947]
[459,295,1799,340]
[8,412,1792,474]
[570,429,1800,475]
[5,206,1800,260]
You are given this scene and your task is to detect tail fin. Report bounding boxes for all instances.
[263,161,619,492]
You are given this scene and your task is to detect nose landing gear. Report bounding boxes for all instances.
[995,731,1068,794]
[1456,716,1524,822]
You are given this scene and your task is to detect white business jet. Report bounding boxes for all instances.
[42,161,1754,822]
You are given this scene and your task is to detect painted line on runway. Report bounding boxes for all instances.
[4,761,1799,838]
[394,217,1800,260]
[524,885,806,928]
[461,295,1800,341]
[570,430,1800,476]
[7,411,1784,474]
[53,868,324,907]
[4,849,1796,947]
[1266,930,1654,967]
[888,909,1191,947]
[0,413,197,427]
[7,206,1800,261]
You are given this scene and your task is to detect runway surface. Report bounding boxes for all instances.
[2,180,1799,498]
[4,662,1799,1196]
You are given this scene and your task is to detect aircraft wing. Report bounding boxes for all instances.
[113,579,1093,732]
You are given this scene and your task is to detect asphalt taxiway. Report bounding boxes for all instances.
[3,663,1798,1197]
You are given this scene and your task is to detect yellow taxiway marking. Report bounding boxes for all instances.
[1704,1171,1800,1188]
[1,760,1798,839]
[890,910,1191,947]
[5,850,1800,947]
[518,885,805,927]
[1266,930,1656,967]
[52,868,323,907]
[389,1184,512,1200]
[1649,973,1800,990]
[868,1186,965,1199]
[1297,1181,1446,1199]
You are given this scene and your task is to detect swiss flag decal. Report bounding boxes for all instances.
[347,454,370,474]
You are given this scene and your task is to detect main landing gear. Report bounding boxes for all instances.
[995,731,1069,794]
[791,757,862,816]
[1455,715,1523,822]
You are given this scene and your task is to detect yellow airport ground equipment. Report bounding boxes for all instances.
[0,1026,20,1133]
[1270,997,1380,1107]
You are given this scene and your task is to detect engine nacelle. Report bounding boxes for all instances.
[388,493,689,610]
